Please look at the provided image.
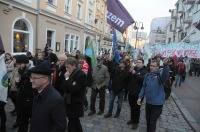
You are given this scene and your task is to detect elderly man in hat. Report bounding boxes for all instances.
[29,66,66,132]
[88,56,110,116]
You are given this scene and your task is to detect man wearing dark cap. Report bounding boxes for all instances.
[14,55,33,132]
[29,66,66,132]
[88,56,110,116]
[45,48,58,68]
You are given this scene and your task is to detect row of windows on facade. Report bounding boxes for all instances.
[13,19,79,53]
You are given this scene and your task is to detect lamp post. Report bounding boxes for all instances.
[133,22,144,49]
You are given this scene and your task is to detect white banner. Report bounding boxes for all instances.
[0,54,8,103]
[149,43,200,58]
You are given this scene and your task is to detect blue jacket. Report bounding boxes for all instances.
[139,65,169,105]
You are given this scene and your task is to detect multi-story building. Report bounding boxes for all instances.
[166,0,200,44]
[0,0,87,55]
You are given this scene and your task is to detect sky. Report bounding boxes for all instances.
[119,0,178,34]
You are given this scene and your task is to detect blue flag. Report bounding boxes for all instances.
[112,29,120,64]
[85,41,96,68]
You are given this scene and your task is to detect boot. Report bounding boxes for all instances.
[104,112,112,118]
[113,109,120,118]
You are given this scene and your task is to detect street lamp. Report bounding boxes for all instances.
[133,22,144,49]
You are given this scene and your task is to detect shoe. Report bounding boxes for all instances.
[88,111,95,116]
[12,122,18,129]
[104,113,112,118]
[113,112,120,118]
[84,106,88,111]
[97,111,104,115]
[127,120,133,125]
[10,109,16,114]
[132,123,138,130]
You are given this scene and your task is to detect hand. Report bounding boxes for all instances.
[132,70,136,74]
[64,71,70,78]
[51,62,54,64]
[163,57,169,65]
[137,99,142,105]
[129,67,134,72]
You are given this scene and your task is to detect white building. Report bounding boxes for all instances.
[166,0,200,44]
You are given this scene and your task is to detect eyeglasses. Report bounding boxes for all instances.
[30,76,46,80]
[150,65,157,67]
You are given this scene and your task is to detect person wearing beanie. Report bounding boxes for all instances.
[29,66,66,132]
[12,54,34,131]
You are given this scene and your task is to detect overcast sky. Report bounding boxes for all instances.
[119,0,178,33]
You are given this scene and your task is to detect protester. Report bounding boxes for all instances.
[126,58,148,129]
[35,51,51,68]
[52,54,67,96]
[137,58,169,132]
[62,57,86,132]
[104,60,127,118]
[174,60,185,87]
[29,66,66,132]
[45,48,58,68]
[88,56,110,116]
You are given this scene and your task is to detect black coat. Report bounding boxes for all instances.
[53,65,66,96]
[62,68,86,118]
[35,59,51,68]
[30,84,66,132]
[16,68,33,116]
[103,59,115,79]
[111,66,128,92]
[127,67,148,95]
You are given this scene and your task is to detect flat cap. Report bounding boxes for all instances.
[29,66,52,76]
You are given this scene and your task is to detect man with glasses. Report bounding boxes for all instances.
[29,66,66,132]
[137,58,169,132]
[126,58,148,130]
[88,56,110,116]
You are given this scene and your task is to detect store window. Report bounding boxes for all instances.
[13,20,29,53]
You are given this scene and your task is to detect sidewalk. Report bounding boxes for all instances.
[5,89,195,132]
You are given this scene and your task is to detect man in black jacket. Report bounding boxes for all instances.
[126,58,148,130]
[62,57,86,132]
[29,66,66,132]
[104,60,128,118]
[46,48,58,68]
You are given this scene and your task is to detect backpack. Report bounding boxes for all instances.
[157,75,172,100]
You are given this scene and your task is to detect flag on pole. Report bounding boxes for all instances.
[195,21,200,30]
[107,0,134,33]
[112,29,120,63]
[0,54,8,103]
[85,41,96,68]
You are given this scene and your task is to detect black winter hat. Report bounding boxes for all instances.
[16,55,29,64]
[29,66,52,76]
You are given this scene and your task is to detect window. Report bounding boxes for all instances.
[13,20,30,53]
[97,2,100,10]
[65,34,80,53]
[100,22,103,31]
[77,3,82,19]
[96,20,99,29]
[47,0,55,5]
[24,0,31,3]
[65,0,72,14]
[88,12,92,25]
[197,4,200,11]
[102,5,104,14]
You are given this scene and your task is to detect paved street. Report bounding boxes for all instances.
[4,75,200,132]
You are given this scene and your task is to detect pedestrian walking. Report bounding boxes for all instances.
[29,66,66,132]
[137,58,170,132]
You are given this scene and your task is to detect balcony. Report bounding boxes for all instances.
[185,0,195,4]
[184,11,193,24]
[184,17,193,24]
[171,9,178,19]
[177,3,184,14]
[176,20,182,29]
[170,22,176,32]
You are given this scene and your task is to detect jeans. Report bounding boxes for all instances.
[108,90,124,114]
[146,103,163,132]
[175,74,182,86]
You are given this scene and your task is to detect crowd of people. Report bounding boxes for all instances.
[0,47,200,132]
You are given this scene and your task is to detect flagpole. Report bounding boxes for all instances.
[110,42,113,58]
[170,27,195,56]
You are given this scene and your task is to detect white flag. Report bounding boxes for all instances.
[0,54,8,103]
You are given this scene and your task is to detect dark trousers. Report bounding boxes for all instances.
[146,103,163,132]
[0,102,6,131]
[128,94,141,124]
[195,68,200,76]
[17,115,30,132]
[10,91,18,109]
[68,118,83,132]
[123,87,128,100]
[90,87,105,112]
[84,89,88,107]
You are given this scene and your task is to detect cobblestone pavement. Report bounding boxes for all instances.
[5,88,195,132]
